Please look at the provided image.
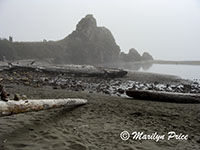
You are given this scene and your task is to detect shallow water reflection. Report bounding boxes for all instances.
[102,62,200,80]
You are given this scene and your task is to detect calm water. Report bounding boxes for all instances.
[140,64,200,80]
[111,62,200,81]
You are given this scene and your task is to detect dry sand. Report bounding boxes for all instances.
[0,84,200,150]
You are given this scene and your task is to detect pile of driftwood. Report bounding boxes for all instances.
[0,61,128,78]
[126,90,200,103]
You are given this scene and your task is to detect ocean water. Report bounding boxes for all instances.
[140,64,200,81]
[112,62,200,81]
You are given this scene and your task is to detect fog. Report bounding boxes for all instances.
[0,0,200,60]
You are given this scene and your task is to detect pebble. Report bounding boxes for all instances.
[22,95,27,100]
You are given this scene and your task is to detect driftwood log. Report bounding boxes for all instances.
[126,90,200,103]
[0,63,128,78]
[0,98,87,117]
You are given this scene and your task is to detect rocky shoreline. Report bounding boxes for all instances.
[1,63,200,150]
[0,62,199,99]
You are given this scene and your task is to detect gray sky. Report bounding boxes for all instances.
[0,0,200,60]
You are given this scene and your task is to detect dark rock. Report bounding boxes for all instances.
[120,48,141,62]
[0,84,9,101]
[59,14,121,64]
[103,90,110,94]
[128,48,141,61]
[183,84,191,93]
[28,128,34,131]
[141,52,153,61]
[14,93,21,101]
[60,84,66,89]
[53,86,58,89]
[117,88,125,94]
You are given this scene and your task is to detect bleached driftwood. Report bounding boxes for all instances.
[126,90,200,103]
[1,63,128,78]
[0,98,87,117]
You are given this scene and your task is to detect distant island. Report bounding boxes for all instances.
[0,14,153,65]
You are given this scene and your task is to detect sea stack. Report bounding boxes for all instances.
[60,14,121,64]
[119,48,141,62]
[141,52,153,61]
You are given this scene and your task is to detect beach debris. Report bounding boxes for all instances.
[7,62,13,68]
[126,90,200,103]
[14,93,21,101]
[117,88,125,94]
[13,93,27,101]
[0,98,88,117]
[3,139,7,143]
[0,84,10,102]
[30,61,36,65]
[1,63,128,78]
[22,95,27,100]
[0,62,200,97]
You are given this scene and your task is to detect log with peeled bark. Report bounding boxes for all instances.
[126,90,200,103]
[0,98,87,117]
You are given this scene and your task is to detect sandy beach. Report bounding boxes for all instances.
[0,68,200,150]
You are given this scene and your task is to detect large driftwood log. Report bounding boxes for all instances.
[126,90,200,103]
[1,63,128,78]
[0,98,87,117]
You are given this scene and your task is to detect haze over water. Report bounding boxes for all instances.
[140,64,200,80]
[0,0,200,60]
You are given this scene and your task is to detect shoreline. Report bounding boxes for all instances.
[0,63,199,98]
[150,60,200,66]
[0,63,200,149]
[0,62,199,97]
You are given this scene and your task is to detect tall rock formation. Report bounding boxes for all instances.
[59,14,120,64]
[0,15,121,65]
[0,14,153,65]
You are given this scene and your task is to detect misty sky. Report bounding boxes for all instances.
[0,0,200,60]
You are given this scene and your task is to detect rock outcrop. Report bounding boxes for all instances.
[141,52,153,61]
[0,15,120,65]
[120,48,141,62]
[58,14,120,64]
[128,48,141,61]
[0,14,153,65]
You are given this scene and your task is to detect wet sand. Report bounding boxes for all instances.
[0,85,200,150]
[124,71,184,84]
